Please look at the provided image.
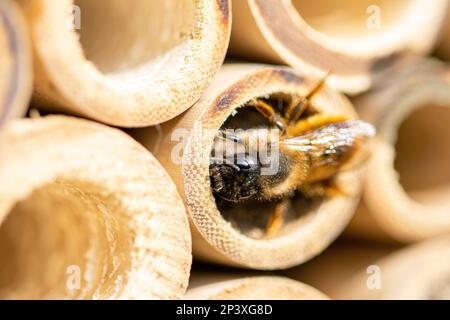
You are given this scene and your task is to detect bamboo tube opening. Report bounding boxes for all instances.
[346,60,450,242]
[191,77,363,268]
[20,0,230,127]
[213,93,323,239]
[394,105,450,205]
[230,0,448,94]
[0,116,192,299]
[75,0,195,75]
[0,180,132,300]
[136,64,366,269]
[292,0,410,44]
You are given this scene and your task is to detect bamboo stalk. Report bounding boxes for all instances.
[0,0,32,126]
[15,0,230,127]
[336,236,450,299]
[186,274,328,300]
[436,6,450,59]
[229,0,449,94]
[0,116,191,299]
[287,241,396,299]
[347,58,450,243]
[133,64,366,270]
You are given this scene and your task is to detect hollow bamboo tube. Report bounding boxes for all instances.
[15,0,231,127]
[436,6,450,59]
[0,116,191,299]
[0,0,32,126]
[134,64,366,270]
[186,274,328,300]
[336,236,450,300]
[346,58,450,243]
[286,241,397,299]
[229,0,449,94]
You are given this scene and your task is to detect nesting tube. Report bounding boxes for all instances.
[0,116,191,299]
[287,241,396,299]
[16,0,231,127]
[0,0,32,126]
[229,0,449,94]
[186,275,328,300]
[437,7,450,59]
[134,64,367,270]
[336,236,450,300]
[347,59,450,243]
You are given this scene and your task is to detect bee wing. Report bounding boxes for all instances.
[280,120,375,173]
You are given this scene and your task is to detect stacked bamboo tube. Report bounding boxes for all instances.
[0,116,192,299]
[134,64,366,270]
[0,0,449,300]
[186,273,328,300]
[15,0,231,127]
[0,0,32,127]
[338,236,450,300]
[437,6,450,59]
[347,58,450,243]
[229,0,448,94]
[289,237,450,300]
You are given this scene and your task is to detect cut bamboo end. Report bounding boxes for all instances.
[186,275,328,300]
[0,0,32,126]
[229,0,449,94]
[336,236,450,300]
[347,59,450,243]
[134,64,366,270]
[17,0,230,127]
[0,116,191,299]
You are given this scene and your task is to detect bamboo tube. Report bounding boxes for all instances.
[286,240,397,299]
[0,0,32,126]
[347,58,450,243]
[133,64,367,270]
[15,0,230,127]
[229,0,449,94]
[436,6,450,59]
[186,274,328,300]
[0,116,191,299]
[336,236,450,300]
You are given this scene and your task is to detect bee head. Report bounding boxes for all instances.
[209,153,261,203]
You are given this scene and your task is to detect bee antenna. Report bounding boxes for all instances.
[306,70,332,99]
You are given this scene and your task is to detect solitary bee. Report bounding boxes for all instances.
[209,77,375,236]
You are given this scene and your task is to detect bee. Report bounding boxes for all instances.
[209,77,376,236]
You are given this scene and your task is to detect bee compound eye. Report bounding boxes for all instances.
[235,154,259,172]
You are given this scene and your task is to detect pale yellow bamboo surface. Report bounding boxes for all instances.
[0,116,192,299]
[15,0,230,127]
[347,59,450,243]
[186,274,328,300]
[229,0,449,94]
[0,0,32,126]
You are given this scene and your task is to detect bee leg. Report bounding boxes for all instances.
[285,72,329,124]
[251,99,287,134]
[299,179,349,199]
[264,198,289,238]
